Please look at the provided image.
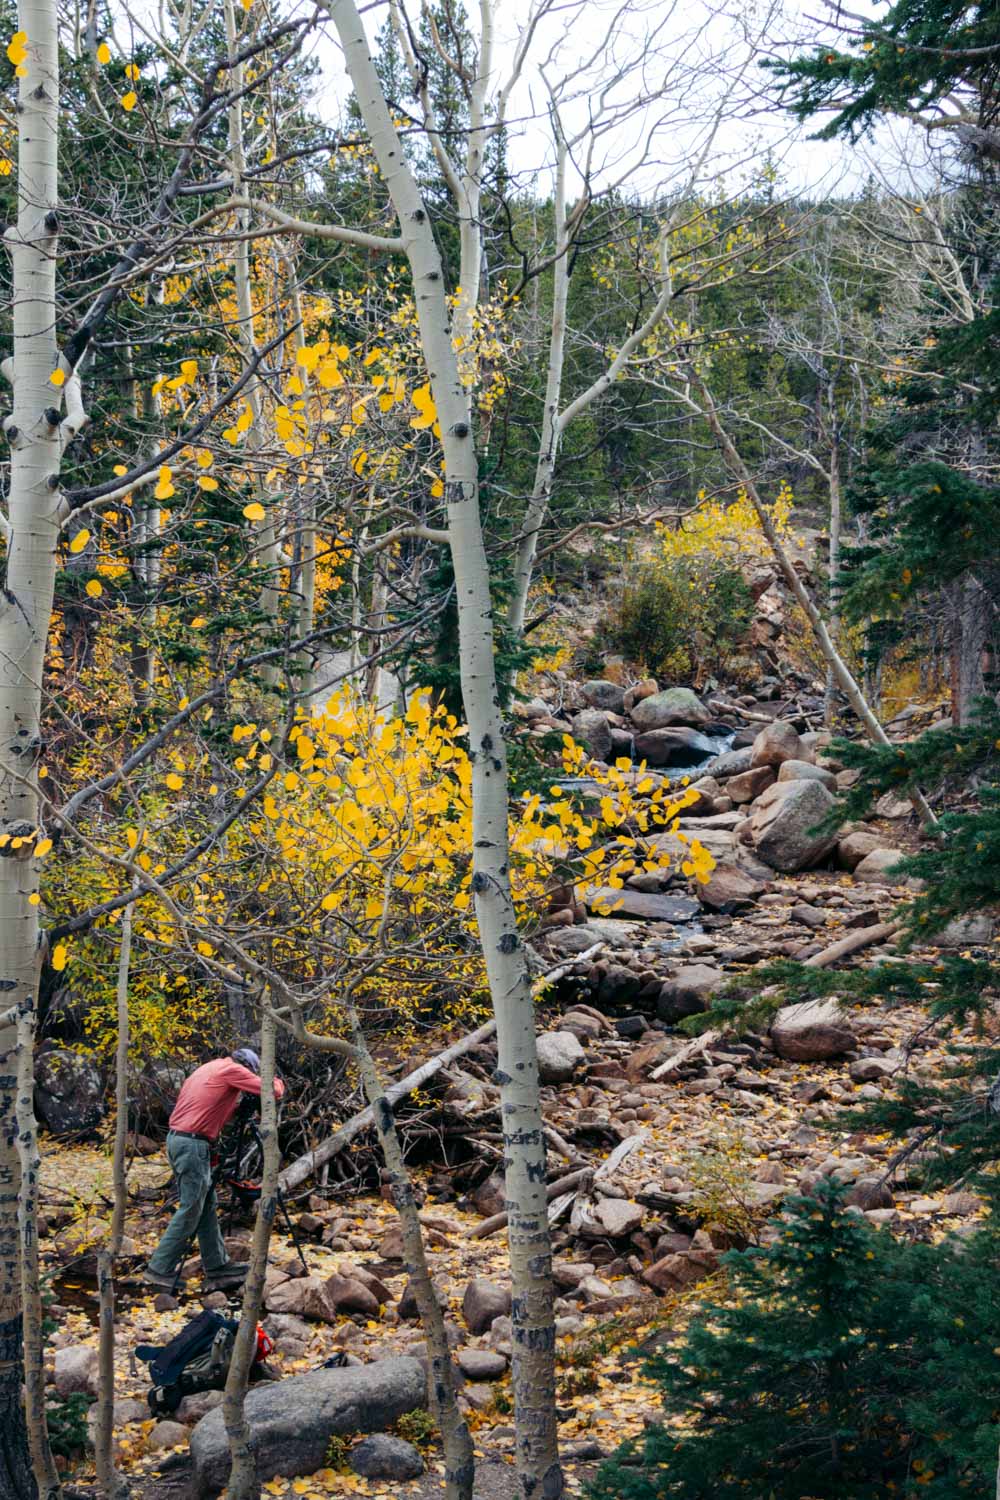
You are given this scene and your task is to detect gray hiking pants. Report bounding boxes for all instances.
[148,1132,228,1275]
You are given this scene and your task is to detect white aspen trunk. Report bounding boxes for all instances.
[94,907,132,1500]
[508,137,569,637]
[345,1003,474,1500]
[283,271,316,696]
[326,4,562,1492]
[823,413,841,728]
[222,1008,279,1500]
[224,0,281,685]
[0,0,63,1486]
[680,361,938,828]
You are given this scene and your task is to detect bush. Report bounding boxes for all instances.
[45,1393,92,1460]
[589,1180,1000,1500]
[611,554,754,684]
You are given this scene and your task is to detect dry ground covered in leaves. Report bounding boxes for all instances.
[37,855,989,1500]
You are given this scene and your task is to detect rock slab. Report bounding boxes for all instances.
[189,1359,425,1496]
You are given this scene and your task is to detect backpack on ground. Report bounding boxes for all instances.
[135,1309,272,1416]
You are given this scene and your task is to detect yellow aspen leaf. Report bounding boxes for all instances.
[85,579,102,598]
[197,475,219,491]
[113,463,127,476]
[28,892,40,906]
[6,32,27,65]
[409,382,437,430]
[296,345,320,373]
[242,502,266,522]
[50,368,65,387]
[0,160,10,176]
[68,529,90,554]
[236,406,254,433]
[96,40,110,63]
[121,90,138,111]
[296,736,315,762]
[196,940,214,956]
[191,616,207,628]
[51,943,68,972]
[320,892,337,910]
[34,838,52,858]
[124,61,140,79]
[196,449,213,468]
[286,374,304,396]
[154,465,175,500]
[283,772,299,791]
[317,359,343,389]
[430,478,444,498]
[164,773,183,791]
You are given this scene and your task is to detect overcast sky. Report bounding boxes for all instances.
[294,0,910,203]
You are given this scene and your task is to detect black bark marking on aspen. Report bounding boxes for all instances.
[526,1159,545,1182]
[471,871,488,894]
[492,1069,512,1085]
[453,422,470,438]
[541,1461,565,1499]
[497,932,518,955]
[375,1096,395,1134]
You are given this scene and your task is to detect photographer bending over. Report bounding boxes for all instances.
[145,1048,285,1290]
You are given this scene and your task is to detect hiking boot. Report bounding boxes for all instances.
[143,1267,178,1290]
[204,1261,249,1288]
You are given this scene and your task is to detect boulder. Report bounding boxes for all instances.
[349,1434,424,1481]
[771,999,855,1062]
[462,1279,512,1335]
[849,1057,896,1084]
[456,1348,508,1381]
[148,1419,189,1452]
[708,746,754,778]
[536,1030,586,1084]
[696,862,768,913]
[189,1359,425,1496]
[176,1390,225,1424]
[853,848,906,884]
[594,967,641,1009]
[54,1345,100,1398]
[593,1198,644,1238]
[570,709,613,763]
[581,680,626,714]
[629,688,712,731]
[836,830,886,871]
[934,915,997,947]
[777,759,837,791]
[322,1274,380,1318]
[264,1274,339,1322]
[642,1247,718,1293]
[750,779,838,872]
[633,727,718,768]
[657,964,723,1022]
[726,765,776,803]
[749,721,804,769]
[34,1050,104,1137]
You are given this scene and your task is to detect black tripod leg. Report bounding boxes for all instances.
[276,1189,309,1273]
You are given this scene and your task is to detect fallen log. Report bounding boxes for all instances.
[467,1168,593,1240]
[279,1018,499,1192]
[650,1029,720,1081]
[279,942,604,1192]
[804,920,902,970]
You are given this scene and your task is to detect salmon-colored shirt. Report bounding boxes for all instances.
[169,1057,285,1141]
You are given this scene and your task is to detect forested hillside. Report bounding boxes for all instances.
[1,0,999,1497]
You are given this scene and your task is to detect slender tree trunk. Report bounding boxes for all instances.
[223,1010,278,1500]
[0,0,63,1486]
[326,5,562,1493]
[508,136,569,637]
[678,359,938,829]
[823,416,841,727]
[947,575,988,726]
[94,907,132,1499]
[346,1003,474,1500]
[224,0,281,685]
[17,968,59,1500]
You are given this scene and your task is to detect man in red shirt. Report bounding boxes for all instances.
[145,1048,285,1289]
